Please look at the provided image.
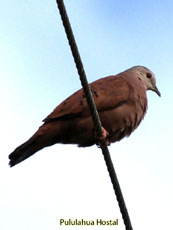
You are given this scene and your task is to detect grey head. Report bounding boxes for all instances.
[126,66,161,97]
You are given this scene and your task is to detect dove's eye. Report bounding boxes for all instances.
[146,73,152,79]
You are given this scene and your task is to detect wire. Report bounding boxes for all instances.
[56,1,133,229]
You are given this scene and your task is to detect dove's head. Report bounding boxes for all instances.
[130,66,161,97]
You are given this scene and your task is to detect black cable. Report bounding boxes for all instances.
[56,1,133,229]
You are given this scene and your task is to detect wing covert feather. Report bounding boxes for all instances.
[43,75,130,122]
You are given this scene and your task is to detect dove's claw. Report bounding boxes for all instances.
[100,127,109,139]
[96,127,110,147]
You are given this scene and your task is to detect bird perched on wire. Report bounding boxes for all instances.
[9,66,161,167]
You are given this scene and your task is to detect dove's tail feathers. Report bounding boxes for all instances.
[9,122,61,167]
[9,134,45,167]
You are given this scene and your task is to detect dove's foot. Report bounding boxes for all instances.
[96,127,110,147]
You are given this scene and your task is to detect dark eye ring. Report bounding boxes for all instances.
[146,73,152,78]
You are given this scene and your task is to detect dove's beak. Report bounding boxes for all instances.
[154,86,161,97]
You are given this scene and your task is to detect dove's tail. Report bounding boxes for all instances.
[9,122,61,167]
[9,134,45,167]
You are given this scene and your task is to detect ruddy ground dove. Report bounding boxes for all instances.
[9,66,160,167]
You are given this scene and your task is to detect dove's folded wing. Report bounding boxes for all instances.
[43,75,131,122]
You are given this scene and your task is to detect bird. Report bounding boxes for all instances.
[9,66,161,167]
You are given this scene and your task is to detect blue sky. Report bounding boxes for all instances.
[0,1,173,230]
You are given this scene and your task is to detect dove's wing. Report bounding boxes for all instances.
[43,75,133,122]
